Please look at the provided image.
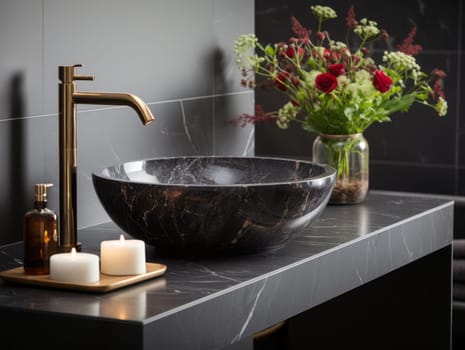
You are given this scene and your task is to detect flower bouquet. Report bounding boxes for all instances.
[233,4,447,203]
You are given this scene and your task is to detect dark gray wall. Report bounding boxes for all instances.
[255,0,463,196]
[0,0,254,245]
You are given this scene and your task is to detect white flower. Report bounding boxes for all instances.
[382,51,420,72]
[310,5,337,20]
[354,18,380,39]
[330,41,347,50]
[337,75,350,87]
[234,34,260,70]
[435,97,448,117]
[277,102,300,129]
[313,46,325,57]
[303,70,321,88]
[354,70,371,83]
[345,71,375,98]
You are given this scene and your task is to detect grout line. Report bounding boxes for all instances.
[0,90,253,122]
[147,90,252,106]
[0,113,58,123]
[371,159,455,169]
[371,48,459,55]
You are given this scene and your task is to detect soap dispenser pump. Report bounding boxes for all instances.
[23,183,58,275]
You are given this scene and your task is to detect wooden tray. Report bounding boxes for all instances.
[0,262,166,293]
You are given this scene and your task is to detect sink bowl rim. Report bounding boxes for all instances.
[92,155,336,188]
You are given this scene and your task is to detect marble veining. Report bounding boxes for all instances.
[92,156,336,257]
[179,100,198,155]
[0,191,454,350]
[241,128,255,156]
[232,278,267,343]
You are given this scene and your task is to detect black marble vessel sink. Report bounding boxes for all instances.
[92,156,335,258]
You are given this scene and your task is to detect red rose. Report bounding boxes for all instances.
[315,73,338,93]
[275,71,290,91]
[328,63,346,77]
[285,47,304,58]
[373,70,393,93]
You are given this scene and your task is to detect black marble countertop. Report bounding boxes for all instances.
[0,190,454,349]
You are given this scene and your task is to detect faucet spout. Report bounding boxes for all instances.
[58,64,155,252]
[73,91,154,125]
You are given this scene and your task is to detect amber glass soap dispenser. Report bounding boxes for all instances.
[23,183,58,275]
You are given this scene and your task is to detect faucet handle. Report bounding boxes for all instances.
[59,64,95,83]
[73,64,94,81]
[74,74,95,81]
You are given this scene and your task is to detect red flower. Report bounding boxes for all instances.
[373,70,393,93]
[285,47,305,58]
[315,73,338,93]
[291,16,310,42]
[431,68,447,79]
[433,79,445,99]
[397,27,422,56]
[233,104,276,127]
[345,4,357,29]
[275,71,290,91]
[430,69,446,100]
[328,63,346,77]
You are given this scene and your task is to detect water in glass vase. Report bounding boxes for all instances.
[312,134,368,204]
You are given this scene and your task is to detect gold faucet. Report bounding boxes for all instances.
[58,64,155,252]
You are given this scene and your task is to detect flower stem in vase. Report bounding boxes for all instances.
[313,134,369,204]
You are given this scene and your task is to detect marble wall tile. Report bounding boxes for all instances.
[43,0,215,113]
[370,162,455,195]
[213,0,255,95]
[0,0,254,245]
[256,0,459,50]
[0,0,43,120]
[365,53,457,165]
[0,115,59,244]
[214,92,255,156]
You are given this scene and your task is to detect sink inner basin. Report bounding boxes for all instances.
[92,156,335,258]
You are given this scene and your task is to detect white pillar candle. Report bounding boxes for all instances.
[49,248,100,284]
[100,235,146,275]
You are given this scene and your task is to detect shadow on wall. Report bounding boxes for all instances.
[211,45,255,156]
[212,46,232,125]
[0,72,28,245]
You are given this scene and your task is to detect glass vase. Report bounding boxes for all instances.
[312,133,369,204]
